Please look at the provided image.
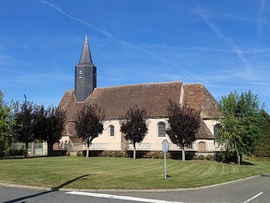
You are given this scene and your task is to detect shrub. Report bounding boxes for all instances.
[214,152,223,162]
[143,151,158,159]
[66,151,71,156]
[206,155,214,161]
[76,151,83,157]
[100,151,113,157]
[5,147,25,156]
[142,151,171,159]
[198,155,205,160]
[193,155,199,160]
[215,151,238,163]
[99,151,128,158]
[113,151,129,158]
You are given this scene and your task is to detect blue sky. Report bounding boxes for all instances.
[1,0,270,111]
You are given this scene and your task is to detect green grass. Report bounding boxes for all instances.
[0,157,269,190]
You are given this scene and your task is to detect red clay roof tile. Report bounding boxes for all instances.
[58,81,218,139]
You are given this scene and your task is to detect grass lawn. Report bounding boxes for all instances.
[0,157,269,190]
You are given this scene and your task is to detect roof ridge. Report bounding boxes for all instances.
[183,83,202,86]
[97,81,183,90]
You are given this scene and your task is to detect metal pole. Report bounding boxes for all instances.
[164,152,167,180]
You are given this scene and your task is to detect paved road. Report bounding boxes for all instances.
[0,173,270,203]
[107,173,270,203]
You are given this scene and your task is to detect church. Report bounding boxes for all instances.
[58,34,220,157]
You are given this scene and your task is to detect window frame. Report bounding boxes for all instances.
[198,141,206,152]
[157,121,166,138]
[108,125,115,138]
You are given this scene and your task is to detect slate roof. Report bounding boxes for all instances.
[78,35,94,67]
[58,81,217,139]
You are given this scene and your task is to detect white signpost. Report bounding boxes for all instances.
[162,140,169,180]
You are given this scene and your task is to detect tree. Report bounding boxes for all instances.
[34,105,66,156]
[255,124,270,157]
[0,91,9,141]
[166,100,201,161]
[217,91,267,164]
[75,104,104,158]
[120,105,148,159]
[0,91,16,151]
[253,110,270,157]
[13,96,35,157]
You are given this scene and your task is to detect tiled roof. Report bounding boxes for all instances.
[197,118,215,139]
[85,81,183,119]
[59,81,183,120]
[183,84,219,118]
[58,81,218,139]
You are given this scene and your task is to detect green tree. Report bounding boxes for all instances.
[120,105,148,159]
[13,96,35,157]
[254,111,270,157]
[166,100,201,161]
[34,105,66,156]
[0,91,16,152]
[217,91,267,164]
[0,91,9,142]
[255,125,270,157]
[75,104,104,158]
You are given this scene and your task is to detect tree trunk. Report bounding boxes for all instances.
[86,142,90,158]
[47,142,54,157]
[31,142,35,156]
[47,144,50,157]
[24,141,29,158]
[133,142,136,159]
[236,152,241,165]
[182,147,186,161]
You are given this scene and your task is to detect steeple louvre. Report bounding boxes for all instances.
[75,34,97,102]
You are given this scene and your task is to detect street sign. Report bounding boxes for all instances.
[162,140,169,153]
[162,140,169,180]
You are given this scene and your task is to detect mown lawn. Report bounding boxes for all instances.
[0,157,269,190]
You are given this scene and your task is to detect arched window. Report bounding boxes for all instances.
[109,125,114,137]
[199,142,206,152]
[214,124,221,138]
[157,122,166,138]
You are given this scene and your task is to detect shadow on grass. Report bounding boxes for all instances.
[220,161,254,166]
[50,174,89,191]
[0,155,52,160]
[240,161,254,166]
[3,174,89,203]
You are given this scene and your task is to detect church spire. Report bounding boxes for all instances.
[78,34,94,66]
[75,34,97,102]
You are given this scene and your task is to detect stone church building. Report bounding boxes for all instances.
[58,35,220,156]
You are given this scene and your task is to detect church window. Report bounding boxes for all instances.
[199,142,206,152]
[157,122,166,138]
[109,125,114,137]
[214,124,221,138]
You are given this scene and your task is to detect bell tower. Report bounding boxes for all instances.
[75,35,97,102]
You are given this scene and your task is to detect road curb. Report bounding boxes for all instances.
[0,173,267,193]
